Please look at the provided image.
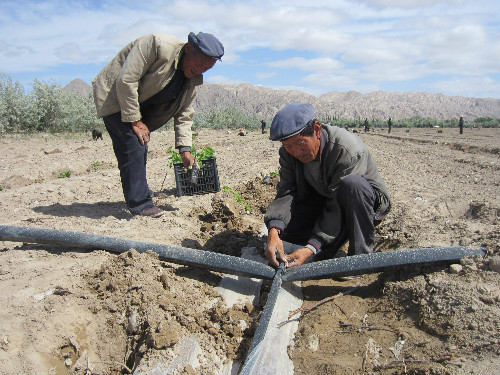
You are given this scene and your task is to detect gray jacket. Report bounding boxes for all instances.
[265,124,391,247]
[92,33,203,148]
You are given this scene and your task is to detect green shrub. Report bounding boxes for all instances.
[193,107,261,130]
[0,73,101,133]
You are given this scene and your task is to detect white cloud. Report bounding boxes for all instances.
[303,72,379,93]
[268,57,344,72]
[424,76,500,98]
[205,75,243,85]
[361,0,465,10]
[0,0,498,98]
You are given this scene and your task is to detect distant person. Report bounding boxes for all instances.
[459,115,464,134]
[264,103,391,268]
[388,117,392,133]
[92,32,224,217]
[261,119,267,134]
[364,118,370,133]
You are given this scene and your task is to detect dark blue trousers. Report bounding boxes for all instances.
[103,112,154,215]
[282,174,380,258]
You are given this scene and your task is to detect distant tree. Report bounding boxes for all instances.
[31,79,60,132]
[0,73,32,132]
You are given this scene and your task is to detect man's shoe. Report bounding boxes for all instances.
[139,206,164,217]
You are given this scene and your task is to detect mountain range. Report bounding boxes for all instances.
[64,79,500,121]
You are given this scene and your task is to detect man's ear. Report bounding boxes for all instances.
[314,121,322,137]
[184,43,194,55]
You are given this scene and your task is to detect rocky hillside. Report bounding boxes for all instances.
[65,79,500,121]
[194,83,500,121]
[63,78,92,96]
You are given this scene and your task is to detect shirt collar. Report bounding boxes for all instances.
[314,127,327,163]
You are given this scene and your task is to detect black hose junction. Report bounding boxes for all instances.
[0,225,486,374]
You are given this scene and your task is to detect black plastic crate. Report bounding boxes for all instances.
[173,157,221,196]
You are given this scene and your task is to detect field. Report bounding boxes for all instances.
[0,127,499,375]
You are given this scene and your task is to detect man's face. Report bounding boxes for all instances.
[281,122,322,163]
[181,44,217,78]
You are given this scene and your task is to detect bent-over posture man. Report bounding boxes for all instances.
[264,103,391,268]
[93,32,224,217]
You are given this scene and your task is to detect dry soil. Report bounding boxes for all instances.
[0,127,499,375]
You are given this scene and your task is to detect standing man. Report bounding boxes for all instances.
[388,117,392,133]
[261,119,267,134]
[459,115,464,134]
[264,103,391,268]
[93,32,224,217]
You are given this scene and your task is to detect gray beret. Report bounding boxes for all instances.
[188,32,224,60]
[269,102,317,141]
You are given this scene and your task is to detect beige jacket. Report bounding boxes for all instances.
[92,33,203,148]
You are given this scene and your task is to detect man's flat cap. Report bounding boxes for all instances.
[188,32,224,60]
[270,102,316,141]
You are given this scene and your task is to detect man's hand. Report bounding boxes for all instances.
[284,247,314,268]
[181,151,196,170]
[132,120,150,145]
[265,228,287,267]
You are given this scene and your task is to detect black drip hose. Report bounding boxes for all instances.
[0,225,487,373]
[283,246,486,282]
[0,225,276,280]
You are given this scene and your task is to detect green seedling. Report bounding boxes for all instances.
[167,146,216,168]
[223,186,251,211]
[58,170,71,178]
[270,170,280,177]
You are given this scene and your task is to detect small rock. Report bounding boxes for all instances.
[449,264,463,274]
[184,364,197,374]
[488,256,500,274]
[307,334,319,351]
[127,310,139,334]
[73,350,91,372]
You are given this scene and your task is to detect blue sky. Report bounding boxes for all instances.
[1,0,499,98]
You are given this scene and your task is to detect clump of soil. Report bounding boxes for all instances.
[74,249,257,375]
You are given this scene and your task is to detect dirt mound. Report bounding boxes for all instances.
[384,256,500,353]
[82,250,253,373]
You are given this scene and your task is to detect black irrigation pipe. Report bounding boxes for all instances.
[238,246,486,373]
[0,225,487,373]
[239,263,286,374]
[283,246,487,282]
[0,225,276,280]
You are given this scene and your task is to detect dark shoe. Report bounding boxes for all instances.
[139,206,164,217]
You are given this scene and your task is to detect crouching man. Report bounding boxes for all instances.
[264,103,391,268]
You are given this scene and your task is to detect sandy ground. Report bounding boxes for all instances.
[0,127,499,375]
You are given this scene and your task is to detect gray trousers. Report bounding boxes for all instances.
[281,174,381,259]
